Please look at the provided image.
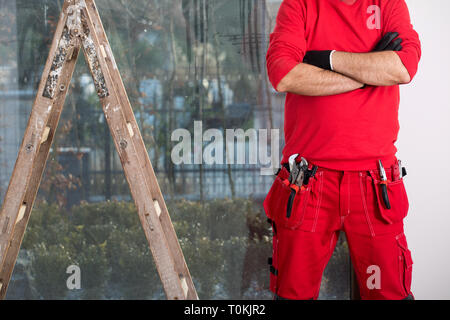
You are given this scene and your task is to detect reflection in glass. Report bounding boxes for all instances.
[0,0,350,299]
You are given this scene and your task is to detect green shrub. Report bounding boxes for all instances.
[20,198,271,300]
[31,243,72,300]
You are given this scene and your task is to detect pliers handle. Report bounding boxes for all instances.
[378,160,391,210]
[380,180,391,210]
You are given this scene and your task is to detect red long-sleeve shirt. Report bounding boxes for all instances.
[267,0,421,171]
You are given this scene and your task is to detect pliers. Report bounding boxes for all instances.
[288,154,318,188]
[288,154,308,186]
[378,160,391,210]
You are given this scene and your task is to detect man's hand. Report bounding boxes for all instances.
[373,32,403,52]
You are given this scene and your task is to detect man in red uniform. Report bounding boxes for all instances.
[265,0,421,300]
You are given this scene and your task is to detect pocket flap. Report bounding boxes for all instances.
[396,233,413,267]
[369,174,409,225]
[263,175,292,221]
[278,165,290,180]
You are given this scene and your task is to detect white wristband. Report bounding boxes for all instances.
[330,50,336,71]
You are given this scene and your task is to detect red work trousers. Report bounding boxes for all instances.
[264,161,413,300]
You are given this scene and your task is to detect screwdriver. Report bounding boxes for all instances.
[378,160,391,210]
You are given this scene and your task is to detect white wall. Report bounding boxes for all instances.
[398,0,450,300]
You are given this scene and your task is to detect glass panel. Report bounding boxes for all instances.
[1,0,351,299]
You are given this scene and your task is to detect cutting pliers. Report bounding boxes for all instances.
[378,160,391,210]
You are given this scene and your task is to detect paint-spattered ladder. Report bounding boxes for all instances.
[0,0,198,300]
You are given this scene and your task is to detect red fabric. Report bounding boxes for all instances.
[266,162,413,300]
[266,0,421,171]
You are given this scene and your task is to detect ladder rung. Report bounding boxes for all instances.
[66,46,76,61]
[100,45,107,60]
[16,204,27,224]
[40,126,51,144]
[127,122,134,137]
[153,200,161,218]
[180,276,189,298]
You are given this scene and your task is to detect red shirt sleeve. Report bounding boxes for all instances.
[266,0,307,91]
[384,0,422,81]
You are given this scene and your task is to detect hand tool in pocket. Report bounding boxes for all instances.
[288,154,301,184]
[288,154,309,187]
[303,165,318,186]
[288,154,318,187]
[378,160,391,210]
[398,159,407,178]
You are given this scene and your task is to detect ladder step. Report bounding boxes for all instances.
[100,44,107,60]
[40,126,51,144]
[180,276,189,298]
[127,122,134,137]
[16,204,27,224]
[153,200,161,218]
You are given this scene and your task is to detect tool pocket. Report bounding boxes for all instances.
[370,177,409,225]
[281,185,311,229]
[396,233,413,296]
[263,166,291,222]
[263,166,311,230]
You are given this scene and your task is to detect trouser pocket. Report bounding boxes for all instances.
[369,174,409,225]
[396,233,413,296]
[263,166,291,222]
[282,186,311,229]
[263,166,312,230]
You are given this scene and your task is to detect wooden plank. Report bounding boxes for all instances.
[81,1,196,300]
[84,0,198,300]
[0,0,81,299]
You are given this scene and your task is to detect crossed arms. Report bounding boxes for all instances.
[267,0,421,97]
[276,51,411,96]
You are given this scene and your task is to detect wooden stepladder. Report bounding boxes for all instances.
[0,0,198,300]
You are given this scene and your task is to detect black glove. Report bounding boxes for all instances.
[302,50,334,71]
[373,31,403,51]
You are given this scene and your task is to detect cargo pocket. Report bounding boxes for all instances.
[369,175,409,225]
[280,185,311,229]
[263,167,312,230]
[396,233,413,296]
[263,166,291,222]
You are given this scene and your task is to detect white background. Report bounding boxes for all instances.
[398,0,450,300]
